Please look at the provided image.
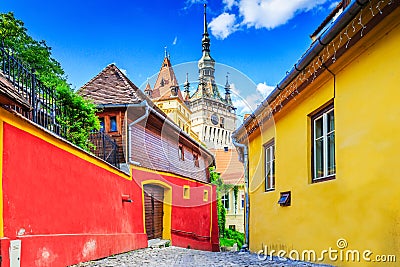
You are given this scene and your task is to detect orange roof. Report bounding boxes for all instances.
[211,149,244,185]
[151,56,184,102]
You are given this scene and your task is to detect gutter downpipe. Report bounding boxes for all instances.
[238,0,369,133]
[232,136,249,248]
[128,100,149,166]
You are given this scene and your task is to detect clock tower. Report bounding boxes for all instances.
[188,4,236,149]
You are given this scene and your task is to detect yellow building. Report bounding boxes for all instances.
[212,149,245,233]
[233,0,400,266]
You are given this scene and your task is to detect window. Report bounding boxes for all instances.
[193,153,199,168]
[264,140,275,191]
[220,117,225,128]
[183,185,190,199]
[240,193,244,209]
[109,116,117,132]
[278,191,291,207]
[312,105,335,181]
[178,145,185,161]
[222,192,230,210]
[99,117,105,132]
[229,225,236,231]
[203,190,209,202]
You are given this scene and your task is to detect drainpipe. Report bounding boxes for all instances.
[232,136,249,249]
[128,100,149,165]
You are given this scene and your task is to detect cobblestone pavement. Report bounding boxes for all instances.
[71,246,334,267]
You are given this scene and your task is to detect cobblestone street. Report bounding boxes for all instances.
[72,246,334,267]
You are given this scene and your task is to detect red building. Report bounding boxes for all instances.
[79,64,219,251]
[0,45,219,266]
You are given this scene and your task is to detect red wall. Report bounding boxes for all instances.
[132,168,219,251]
[1,123,147,266]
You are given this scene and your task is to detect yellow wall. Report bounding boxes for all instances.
[225,185,245,233]
[247,10,400,266]
[156,99,193,134]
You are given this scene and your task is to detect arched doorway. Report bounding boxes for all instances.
[143,184,164,239]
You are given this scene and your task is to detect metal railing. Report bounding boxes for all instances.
[88,131,120,167]
[0,40,64,136]
[0,41,121,168]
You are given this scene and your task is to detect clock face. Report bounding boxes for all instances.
[211,113,219,125]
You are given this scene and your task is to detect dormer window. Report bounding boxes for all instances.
[110,116,117,132]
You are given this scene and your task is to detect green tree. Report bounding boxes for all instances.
[210,167,233,237]
[0,12,99,150]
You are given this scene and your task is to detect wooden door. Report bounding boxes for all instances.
[144,184,164,239]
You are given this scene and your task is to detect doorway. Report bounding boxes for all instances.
[143,184,164,239]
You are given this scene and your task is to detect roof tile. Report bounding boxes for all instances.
[78,64,145,105]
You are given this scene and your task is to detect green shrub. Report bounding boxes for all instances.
[224,228,245,248]
[220,237,236,247]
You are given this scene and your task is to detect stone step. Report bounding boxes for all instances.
[148,238,170,248]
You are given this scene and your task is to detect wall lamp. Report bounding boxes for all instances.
[122,194,133,203]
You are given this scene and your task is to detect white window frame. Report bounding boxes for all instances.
[313,107,335,180]
[222,192,230,210]
[265,141,275,191]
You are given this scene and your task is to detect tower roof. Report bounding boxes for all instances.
[151,53,184,102]
[191,4,226,103]
[200,4,214,61]
[144,80,152,92]
[78,63,145,105]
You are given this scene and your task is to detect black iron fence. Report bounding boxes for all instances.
[0,41,121,168]
[0,40,64,136]
[88,132,120,168]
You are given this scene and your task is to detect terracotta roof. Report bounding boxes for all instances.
[151,57,184,102]
[78,64,145,105]
[144,82,152,93]
[211,149,244,185]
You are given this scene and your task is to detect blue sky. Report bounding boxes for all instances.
[1,0,338,115]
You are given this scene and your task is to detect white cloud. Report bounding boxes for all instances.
[230,82,275,114]
[229,83,240,94]
[329,1,340,9]
[184,0,207,10]
[209,0,328,39]
[209,13,239,40]
[223,0,237,10]
[120,68,127,76]
[256,82,274,98]
[172,36,178,45]
[238,0,327,29]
